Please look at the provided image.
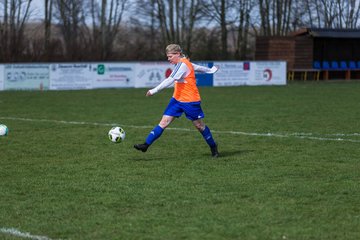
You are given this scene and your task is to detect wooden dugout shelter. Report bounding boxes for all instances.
[255,28,360,81]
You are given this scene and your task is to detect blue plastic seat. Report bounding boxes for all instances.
[349,61,356,69]
[322,61,330,69]
[313,61,321,69]
[331,61,339,69]
[357,61,360,69]
[339,61,347,69]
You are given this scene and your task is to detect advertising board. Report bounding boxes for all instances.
[50,63,93,90]
[93,63,135,88]
[213,61,251,86]
[134,62,173,88]
[213,61,286,86]
[4,64,49,90]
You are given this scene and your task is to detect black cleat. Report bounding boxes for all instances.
[134,143,149,152]
[210,144,219,158]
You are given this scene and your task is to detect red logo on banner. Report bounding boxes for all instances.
[243,62,250,71]
[165,68,172,78]
[263,69,272,81]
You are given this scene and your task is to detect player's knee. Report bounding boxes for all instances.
[193,121,205,131]
[159,119,171,128]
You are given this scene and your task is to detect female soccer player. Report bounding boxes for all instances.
[134,44,219,157]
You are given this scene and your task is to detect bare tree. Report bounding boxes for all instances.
[257,0,294,36]
[141,0,204,55]
[323,0,360,28]
[301,0,360,28]
[88,0,129,60]
[233,0,255,59]
[4,0,360,62]
[53,0,88,60]
[130,0,158,53]
[202,0,236,59]
[345,0,360,28]
[0,0,33,61]
[44,0,53,60]
[319,0,337,27]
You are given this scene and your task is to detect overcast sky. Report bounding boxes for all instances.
[30,0,44,20]
[28,0,134,23]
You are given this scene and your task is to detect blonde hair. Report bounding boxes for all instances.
[166,44,185,57]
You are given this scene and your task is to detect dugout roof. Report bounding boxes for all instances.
[292,28,360,38]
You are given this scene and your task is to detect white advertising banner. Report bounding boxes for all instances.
[214,61,286,86]
[248,61,287,86]
[134,62,173,88]
[213,61,251,86]
[4,64,50,90]
[0,65,4,91]
[93,63,135,88]
[50,63,93,90]
[0,61,286,91]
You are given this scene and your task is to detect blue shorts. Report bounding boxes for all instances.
[164,98,205,121]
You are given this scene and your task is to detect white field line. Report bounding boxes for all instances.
[0,227,61,240]
[1,116,360,143]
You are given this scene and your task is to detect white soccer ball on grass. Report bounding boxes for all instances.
[108,126,126,143]
[0,124,9,136]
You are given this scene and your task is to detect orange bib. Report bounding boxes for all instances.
[173,58,201,102]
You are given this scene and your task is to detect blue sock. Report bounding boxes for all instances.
[201,126,216,148]
[145,125,164,145]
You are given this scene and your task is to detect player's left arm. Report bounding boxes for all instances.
[192,63,219,74]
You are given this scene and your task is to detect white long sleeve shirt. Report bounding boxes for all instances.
[148,63,218,95]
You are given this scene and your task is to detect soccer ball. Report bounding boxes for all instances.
[108,126,125,143]
[0,124,9,136]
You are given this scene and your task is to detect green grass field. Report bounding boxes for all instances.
[1,82,360,240]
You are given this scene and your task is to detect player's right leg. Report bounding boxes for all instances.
[134,115,175,152]
[134,97,181,152]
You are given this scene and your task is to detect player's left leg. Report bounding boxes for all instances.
[182,101,219,157]
[192,119,219,157]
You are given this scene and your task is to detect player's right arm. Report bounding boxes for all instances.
[147,76,175,96]
[147,62,188,96]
